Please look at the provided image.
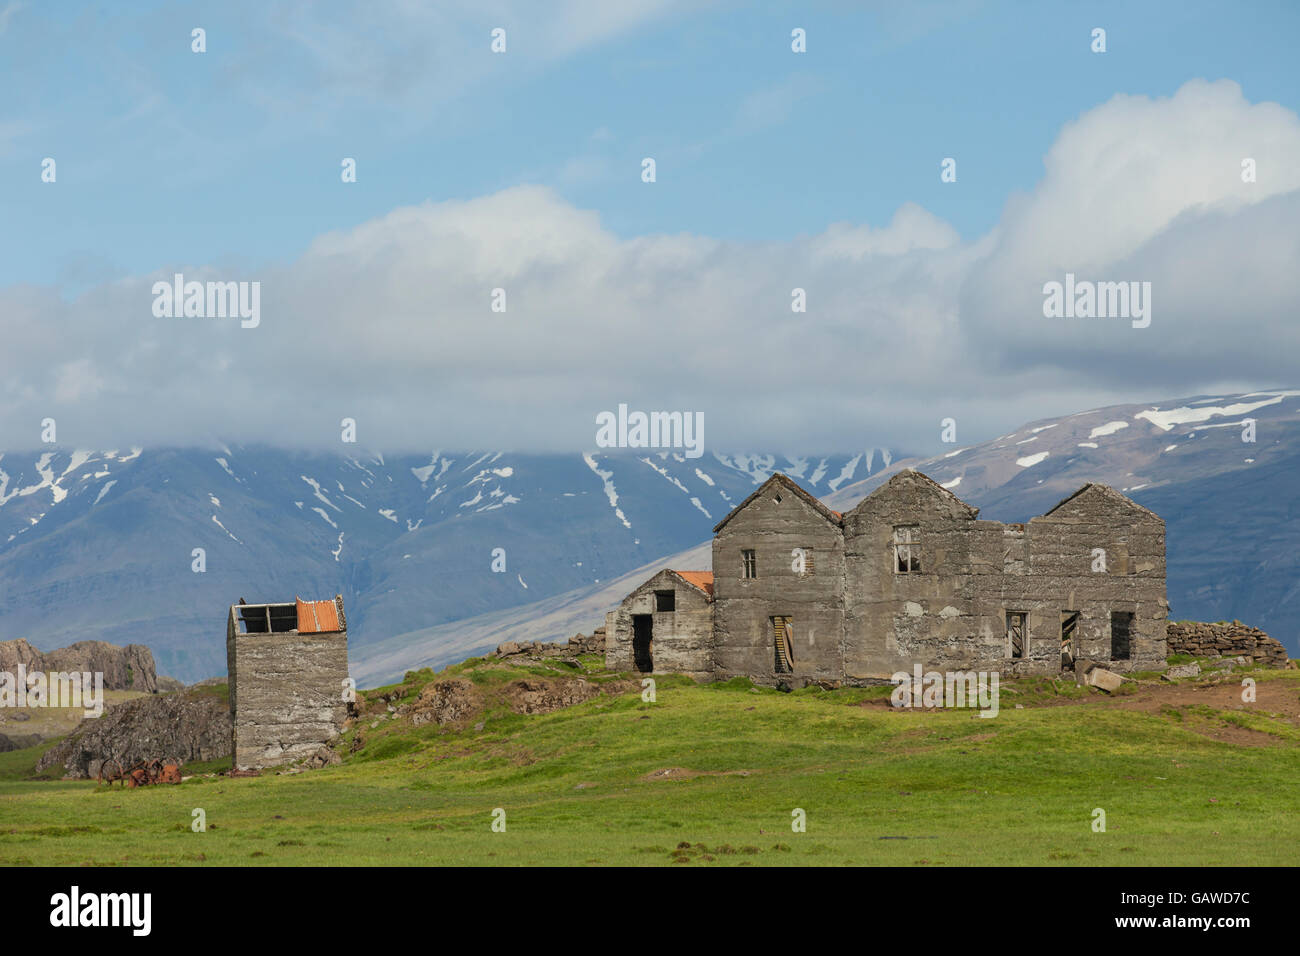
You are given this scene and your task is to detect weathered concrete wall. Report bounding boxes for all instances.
[606,570,712,679]
[843,471,1012,681]
[616,470,1170,687]
[840,473,1166,680]
[712,481,844,687]
[226,609,350,770]
[1167,620,1290,668]
[1022,485,1167,673]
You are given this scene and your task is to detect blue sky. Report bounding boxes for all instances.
[1,1,1298,453]
[5,0,1297,289]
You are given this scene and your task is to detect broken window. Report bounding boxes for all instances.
[654,589,676,612]
[1006,611,1027,659]
[893,525,921,573]
[1061,611,1080,668]
[772,616,795,673]
[742,549,757,579]
[1111,611,1133,661]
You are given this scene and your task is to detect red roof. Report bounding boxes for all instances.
[671,570,714,599]
[296,597,342,633]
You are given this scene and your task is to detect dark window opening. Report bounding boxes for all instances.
[632,615,654,673]
[742,549,757,579]
[238,603,297,634]
[1111,611,1133,661]
[654,589,675,612]
[1061,611,1080,669]
[1006,611,1027,659]
[772,616,795,673]
[893,526,920,573]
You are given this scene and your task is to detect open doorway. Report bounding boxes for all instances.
[1060,611,1080,670]
[632,614,654,672]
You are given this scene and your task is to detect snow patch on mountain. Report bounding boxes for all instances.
[827,455,861,491]
[95,481,118,506]
[583,453,632,529]
[1089,421,1129,438]
[1135,394,1294,431]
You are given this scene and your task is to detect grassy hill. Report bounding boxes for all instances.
[2,654,1298,866]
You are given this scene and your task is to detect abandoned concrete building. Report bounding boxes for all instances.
[226,595,351,769]
[606,470,1167,686]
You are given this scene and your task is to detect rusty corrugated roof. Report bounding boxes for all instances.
[296,597,342,633]
[671,570,714,599]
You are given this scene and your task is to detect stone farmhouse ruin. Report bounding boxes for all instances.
[606,469,1168,686]
[226,595,351,769]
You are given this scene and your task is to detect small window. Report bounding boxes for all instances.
[772,616,795,673]
[795,547,815,575]
[893,526,920,573]
[742,549,757,579]
[1111,611,1133,661]
[654,590,675,612]
[1006,611,1027,659]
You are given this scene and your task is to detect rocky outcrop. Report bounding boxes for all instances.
[0,732,42,752]
[506,678,604,715]
[1166,621,1290,669]
[410,679,482,728]
[495,628,606,659]
[34,686,230,779]
[0,638,159,693]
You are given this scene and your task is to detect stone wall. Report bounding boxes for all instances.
[1166,620,1290,668]
[225,607,350,770]
[496,628,606,659]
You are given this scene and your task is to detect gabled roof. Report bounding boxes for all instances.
[849,468,979,518]
[670,570,714,599]
[711,473,843,534]
[1041,482,1161,521]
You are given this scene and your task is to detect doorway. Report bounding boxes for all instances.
[632,614,654,672]
[1060,611,1080,670]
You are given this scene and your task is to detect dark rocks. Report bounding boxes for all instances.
[34,685,230,779]
[505,677,610,715]
[411,679,482,727]
[0,732,42,752]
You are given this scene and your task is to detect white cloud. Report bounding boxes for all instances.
[0,79,1296,453]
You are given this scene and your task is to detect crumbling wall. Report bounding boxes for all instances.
[1166,620,1290,668]
[841,474,1166,681]
[712,484,844,687]
[1023,484,1167,673]
[842,471,1021,681]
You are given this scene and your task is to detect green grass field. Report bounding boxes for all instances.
[2,654,1298,866]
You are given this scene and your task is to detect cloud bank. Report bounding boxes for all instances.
[2,79,1296,454]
